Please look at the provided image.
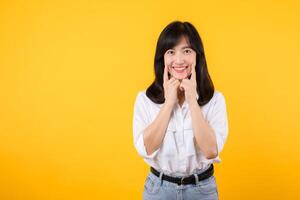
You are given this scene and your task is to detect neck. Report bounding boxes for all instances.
[177,88,185,103]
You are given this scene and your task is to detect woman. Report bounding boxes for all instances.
[133,21,229,200]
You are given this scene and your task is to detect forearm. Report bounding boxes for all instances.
[189,99,217,159]
[143,103,174,155]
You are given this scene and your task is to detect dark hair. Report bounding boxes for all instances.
[146,21,215,106]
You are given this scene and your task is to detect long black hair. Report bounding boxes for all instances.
[146,21,215,107]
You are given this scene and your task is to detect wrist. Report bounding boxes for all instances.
[164,101,175,109]
[188,98,199,107]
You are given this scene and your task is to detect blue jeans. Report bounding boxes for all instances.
[143,170,219,200]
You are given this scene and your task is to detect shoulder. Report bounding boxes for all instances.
[213,90,226,103]
[134,89,151,106]
[134,89,161,109]
[135,89,147,102]
[210,90,227,110]
[202,90,226,110]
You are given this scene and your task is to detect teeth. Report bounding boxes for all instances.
[173,66,187,70]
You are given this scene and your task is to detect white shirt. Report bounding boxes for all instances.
[132,89,229,176]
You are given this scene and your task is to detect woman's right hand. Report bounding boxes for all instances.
[163,65,180,107]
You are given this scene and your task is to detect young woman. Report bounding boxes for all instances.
[133,21,229,200]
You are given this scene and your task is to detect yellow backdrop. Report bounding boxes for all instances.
[0,0,299,199]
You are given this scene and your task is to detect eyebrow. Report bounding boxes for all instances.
[181,46,192,49]
[169,46,192,50]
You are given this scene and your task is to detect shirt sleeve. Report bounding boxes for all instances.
[207,92,229,158]
[132,92,160,159]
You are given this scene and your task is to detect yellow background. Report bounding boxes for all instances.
[0,0,299,199]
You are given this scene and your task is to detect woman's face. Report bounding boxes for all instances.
[164,36,196,80]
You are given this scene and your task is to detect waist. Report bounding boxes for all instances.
[150,163,213,177]
[150,164,214,185]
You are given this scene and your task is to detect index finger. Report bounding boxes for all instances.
[163,65,169,83]
[190,63,196,84]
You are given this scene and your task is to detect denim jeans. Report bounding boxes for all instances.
[143,170,219,200]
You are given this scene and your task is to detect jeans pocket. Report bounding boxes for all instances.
[144,176,160,195]
[195,176,217,195]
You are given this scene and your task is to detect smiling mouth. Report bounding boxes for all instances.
[172,66,189,73]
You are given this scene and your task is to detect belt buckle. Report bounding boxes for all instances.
[180,177,185,185]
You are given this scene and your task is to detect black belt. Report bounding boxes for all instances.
[150,164,214,185]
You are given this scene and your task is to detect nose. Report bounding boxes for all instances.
[174,53,185,65]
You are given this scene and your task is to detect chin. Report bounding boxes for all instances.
[174,74,188,80]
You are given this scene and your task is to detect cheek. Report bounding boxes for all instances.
[186,55,196,73]
[164,58,174,73]
[187,55,196,64]
[164,57,172,66]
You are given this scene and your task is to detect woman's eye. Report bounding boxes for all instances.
[166,50,175,55]
[184,49,192,54]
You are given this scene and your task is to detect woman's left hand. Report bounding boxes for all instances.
[179,63,199,105]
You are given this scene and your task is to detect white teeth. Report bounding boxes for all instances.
[173,66,187,70]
